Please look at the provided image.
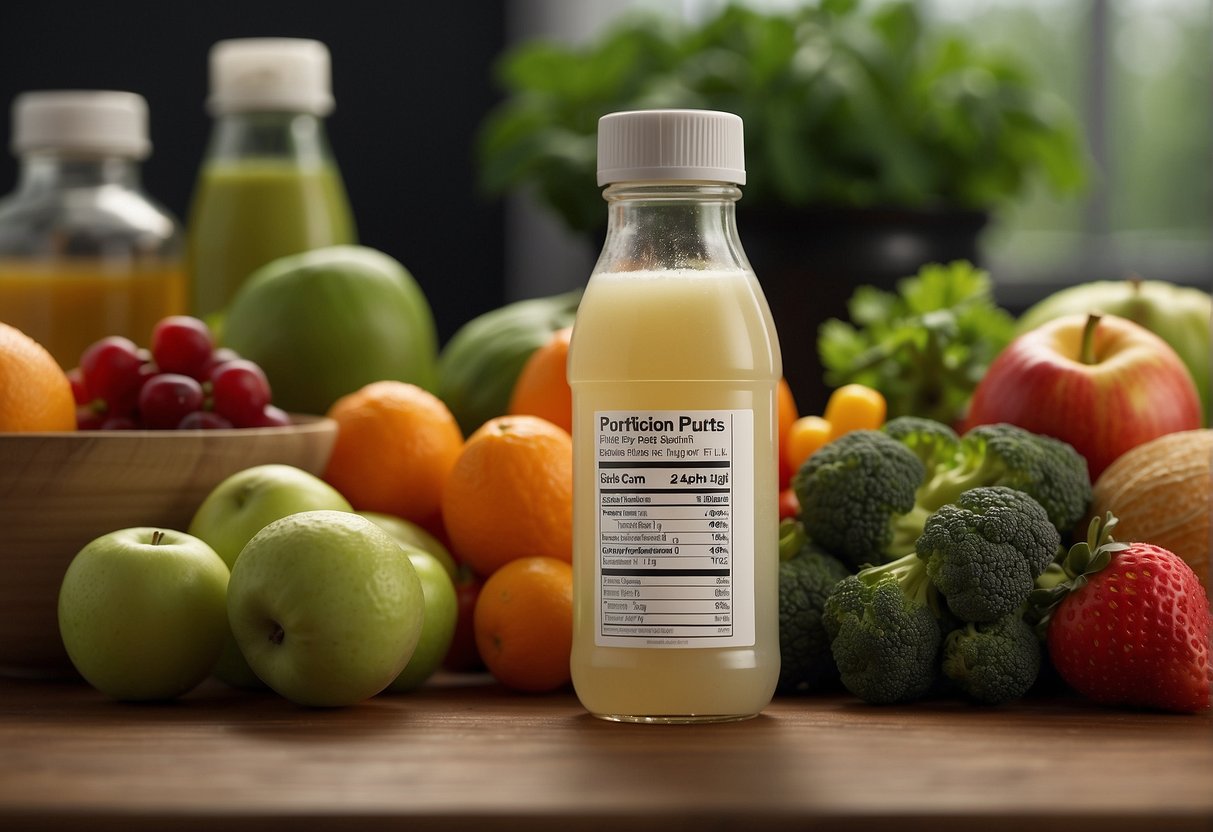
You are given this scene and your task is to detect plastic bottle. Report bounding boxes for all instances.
[568,109,782,723]
[0,91,184,369]
[186,37,356,319]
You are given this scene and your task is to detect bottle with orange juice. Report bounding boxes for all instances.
[568,110,782,722]
[0,91,185,369]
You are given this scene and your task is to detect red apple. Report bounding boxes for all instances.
[965,313,1202,481]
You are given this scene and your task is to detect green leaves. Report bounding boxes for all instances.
[476,2,1087,233]
[476,16,687,233]
[1064,513,1130,580]
[1026,512,1129,631]
[817,261,1016,425]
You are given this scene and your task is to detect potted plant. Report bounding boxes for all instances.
[477,1,1086,411]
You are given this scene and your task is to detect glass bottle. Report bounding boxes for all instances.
[186,37,356,320]
[568,109,782,722]
[0,90,184,369]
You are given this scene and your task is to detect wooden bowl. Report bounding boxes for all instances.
[0,416,337,678]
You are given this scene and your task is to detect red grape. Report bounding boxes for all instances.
[80,336,144,415]
[151,316,214,378]
[138,374,205,430]
[136,360,159,384]
[199,347,242,381]
[99,415,138,430]
[178,411,234,430]
[210,360,272,427]
[75,316,282,433]
[67,368,90,405]
[246,404,291,428]
[76,404,105,430]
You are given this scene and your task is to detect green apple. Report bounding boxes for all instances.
[188,464,352,688]
[57,528,229,701]
[358,510,458,579]
[189,464,353,566]
[226,510,424,707]
[386,550,458,692]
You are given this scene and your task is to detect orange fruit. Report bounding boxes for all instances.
[323,381,464,524]
[776,377,798,489]
[442,415,572,577]
[473,556,572,692]
[0,322,76,432]
[508,326,572,434]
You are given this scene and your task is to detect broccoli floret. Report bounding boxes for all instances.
[792,430,925,569]
[942,615,1042,705]
[795,420,1088,570]
[915,486,1059,622]
[823,552,942,704]
[881,416,961,471]
[778,543,852,694]
[919,423,1091,535]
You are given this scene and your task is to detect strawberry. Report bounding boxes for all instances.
[1031,513,1212,713]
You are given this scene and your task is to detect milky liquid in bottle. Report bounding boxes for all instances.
[568,110,782,723]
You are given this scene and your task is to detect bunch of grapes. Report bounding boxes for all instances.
[71,316,288,430]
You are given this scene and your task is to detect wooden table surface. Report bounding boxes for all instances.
[1,673,1210,832]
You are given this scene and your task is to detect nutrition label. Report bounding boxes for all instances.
[593,410,754,649]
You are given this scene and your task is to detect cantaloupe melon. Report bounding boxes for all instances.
[1089,429,1211,587]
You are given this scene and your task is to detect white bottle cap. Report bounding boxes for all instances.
[11,90,151,159]
[597,109,745,186]
[207,38,334,116]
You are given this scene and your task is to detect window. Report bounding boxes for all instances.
[926,0,1213,308]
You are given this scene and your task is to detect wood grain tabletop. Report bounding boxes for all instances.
[1,673,1210,832]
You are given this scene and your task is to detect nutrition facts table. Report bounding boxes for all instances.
[593,410,754,648]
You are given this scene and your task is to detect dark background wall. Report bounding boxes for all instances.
[0,1,507,344]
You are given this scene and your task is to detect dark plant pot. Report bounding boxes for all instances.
[739,205,989,416]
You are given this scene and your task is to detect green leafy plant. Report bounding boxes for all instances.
[817,261,1016,425]
[477,1,1086,233]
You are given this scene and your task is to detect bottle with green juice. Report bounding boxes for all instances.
[186,38,356,320]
